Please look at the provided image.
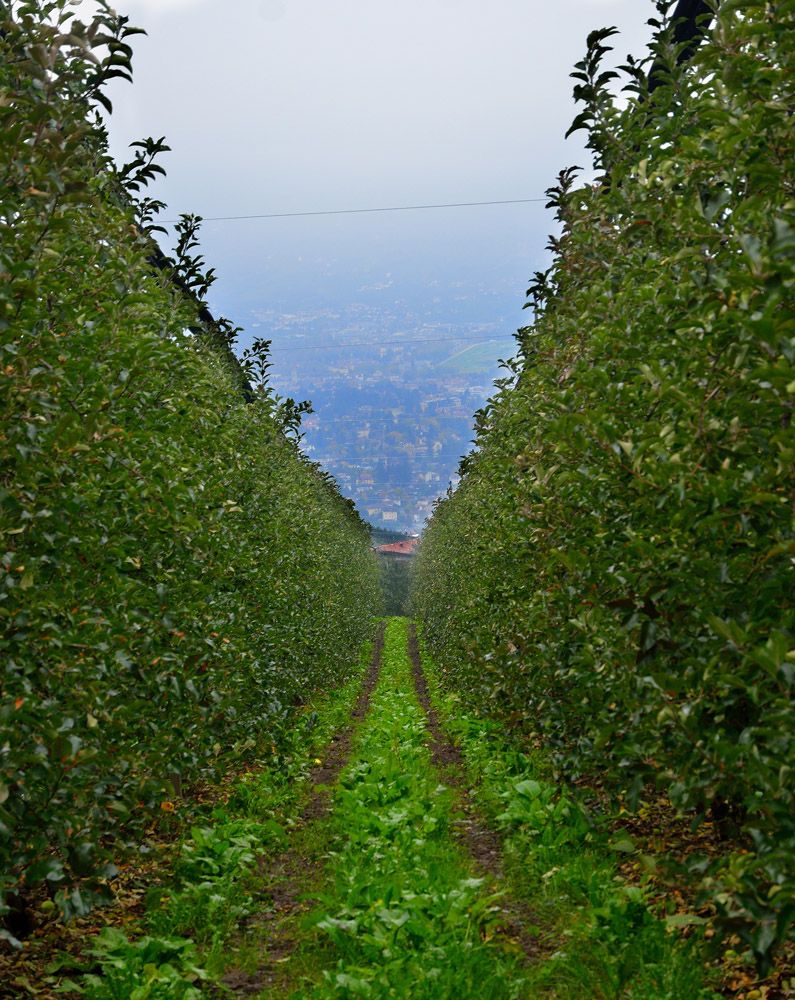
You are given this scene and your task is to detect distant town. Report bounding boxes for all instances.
[253,298,517,533]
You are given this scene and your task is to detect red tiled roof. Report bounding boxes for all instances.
[376,538,419,555]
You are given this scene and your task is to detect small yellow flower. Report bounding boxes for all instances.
[160,801,175,812]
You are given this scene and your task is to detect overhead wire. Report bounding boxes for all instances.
[268,332,514,351]
[336,483,453,489]
[307,456,465,463]
[162,196,547,226]
[303,413,474,424]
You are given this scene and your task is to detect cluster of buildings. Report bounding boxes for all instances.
[255,303,512,533]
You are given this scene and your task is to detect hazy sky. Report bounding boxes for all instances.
[67,0,657,337]
[96,0,653,211]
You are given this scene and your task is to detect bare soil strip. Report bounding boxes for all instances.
[301,624,385,822]
[406,623,538,961]
[221,625,386,996]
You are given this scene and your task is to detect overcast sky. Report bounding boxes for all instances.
[74,0,657,346]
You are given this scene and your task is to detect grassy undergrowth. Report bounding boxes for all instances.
[40,635,379,1000]
[288,617,527,1000]
[415,625,725,1000]
[35,619,736,1000]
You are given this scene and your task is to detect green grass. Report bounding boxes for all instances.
[435,339,514,374]
[287,617,527,999]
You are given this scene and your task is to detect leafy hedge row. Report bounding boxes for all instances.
[412,0,794,970]
[0,1,381,931]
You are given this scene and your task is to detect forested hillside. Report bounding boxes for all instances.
[412,0,794,972]
[0,1,381,935]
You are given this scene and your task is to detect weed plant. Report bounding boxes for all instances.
[74,928,208,1000]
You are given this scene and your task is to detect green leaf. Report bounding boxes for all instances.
[608,831,636,854]
[664,912,706,929]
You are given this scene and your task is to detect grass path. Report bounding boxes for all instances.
[222,623,387,995]
[261,617,529,999]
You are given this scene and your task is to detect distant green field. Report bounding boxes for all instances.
[435,338,515,374]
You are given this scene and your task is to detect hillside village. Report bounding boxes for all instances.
[257,301,514,532]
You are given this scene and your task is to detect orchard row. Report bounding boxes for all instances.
[412,2,795,971]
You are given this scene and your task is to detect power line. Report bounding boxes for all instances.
[306,446,471,455]
[269,333,515,352]
[337,483,453,489]
[163,197,546,226]
[308,457,464,463]
[302,413,474,425]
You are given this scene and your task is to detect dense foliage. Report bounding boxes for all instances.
[376,555,412,616]
[412,0,794,969]
[0,0,381,934]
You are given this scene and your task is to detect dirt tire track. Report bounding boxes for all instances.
[221,624,386,996]
[407,623,538,962]
[301,623,385,822]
